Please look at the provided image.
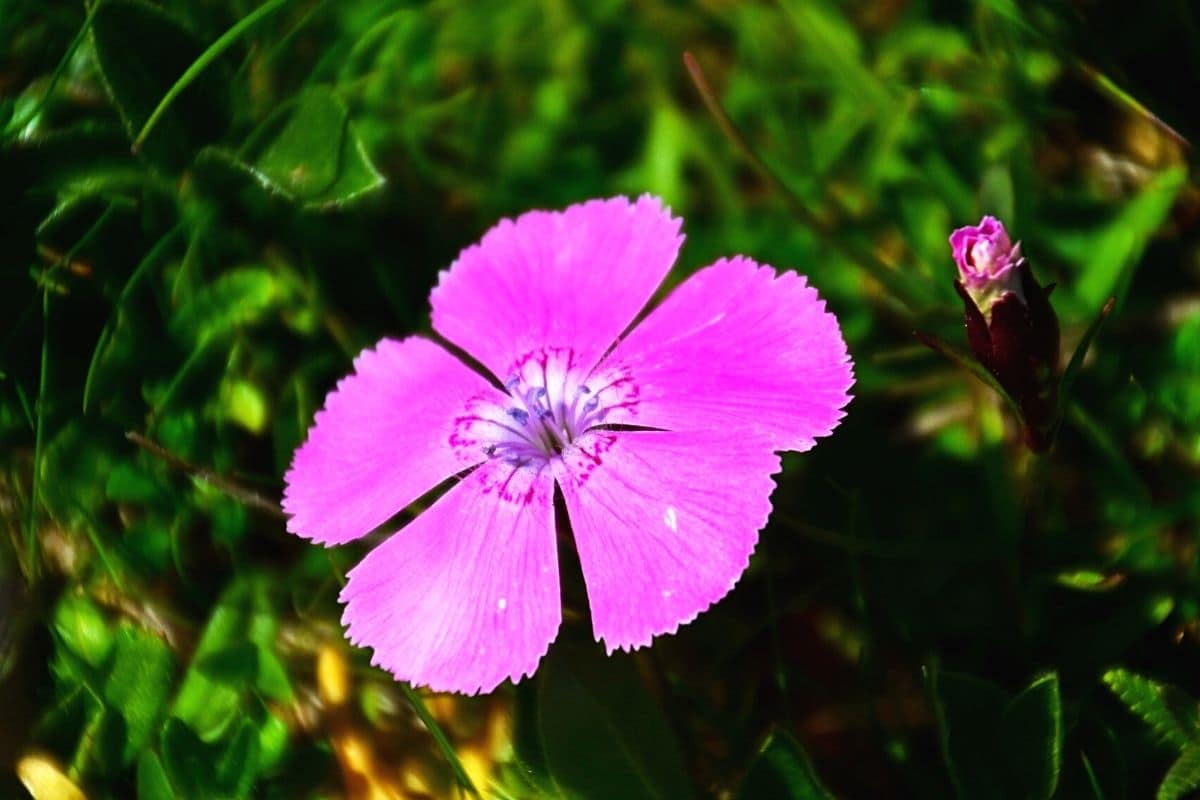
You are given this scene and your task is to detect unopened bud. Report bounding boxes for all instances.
[949,217,1061,450]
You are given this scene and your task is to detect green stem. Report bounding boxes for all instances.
[132,0,291,151]
[399,682,481,797]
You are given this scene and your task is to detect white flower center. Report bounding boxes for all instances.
[450,346,639,468]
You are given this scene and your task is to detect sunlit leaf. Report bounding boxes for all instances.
[103,626,176,765]
[1053,569,1125,592]
[1059,167,1186,312]
[202,88,385,209]
[53,593,114,669]
[172,576,289,741]
[137,751,177,800]
[1103,669,1200,750]
[169,267,285,346]
[1158,743,1200,800]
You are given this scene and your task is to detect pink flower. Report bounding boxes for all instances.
[949,215,1025,317]
[283,196,854,694]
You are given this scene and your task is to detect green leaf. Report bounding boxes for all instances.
[204,87,385,209]
[220,379,268,435]
[195,642,293,702]
[250,699,290,772]
[173,577,287,740]
[103,626,176,765]
[255,89,347,198]
[1103,669,1200,750]
[737,730,836,800]
[1000,673,1062,800]
[90,0,230,168]
[537,638,695,800]
[929,667,1063,800]
[928,666,1009,800]
[254,648,293,702]
[105,462,169,506]
[169,267,285,345]
[1158,743,1200,800]
[215,720,261,800]
[196,642,260,687]
[137,751,176,800]
[1066,167,1186,311]
[160,717,261,800]
[161,719,216,799]
[53,593,114,669]
[1053,569,1125,592]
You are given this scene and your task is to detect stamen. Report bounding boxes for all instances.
[450,347,639,474]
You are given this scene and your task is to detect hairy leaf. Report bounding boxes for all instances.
[1104,669,1200,751]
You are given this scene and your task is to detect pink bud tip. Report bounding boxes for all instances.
[949,216,1025,314]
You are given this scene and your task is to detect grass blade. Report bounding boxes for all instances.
[133,0,291,152]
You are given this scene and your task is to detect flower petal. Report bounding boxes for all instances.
[283,337,504,546]
[602,257,853,452]
[430,195,683,380]
[340,462,559,694]
[555,429,779,652]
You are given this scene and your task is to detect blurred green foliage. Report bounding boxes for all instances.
[2,0,1199,798]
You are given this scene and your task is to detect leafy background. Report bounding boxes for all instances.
[2,0,1199,798]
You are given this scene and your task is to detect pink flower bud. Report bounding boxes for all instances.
[948,216,1061,450]
[949,216,1025,317]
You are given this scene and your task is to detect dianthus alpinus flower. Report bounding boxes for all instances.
[284,196,854,694]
